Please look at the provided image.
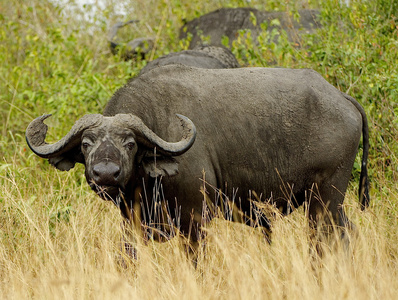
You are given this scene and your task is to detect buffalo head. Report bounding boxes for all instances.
[26,114,196,202]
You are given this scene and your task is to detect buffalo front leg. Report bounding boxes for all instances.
[118,187,146,263]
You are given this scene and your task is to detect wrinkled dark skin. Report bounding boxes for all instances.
[27,65,369,248]
[105,66,369,239]
[80,118,139,201]
[138,45,240,76]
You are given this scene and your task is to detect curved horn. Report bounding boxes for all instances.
[122,114,196,156]
[108,20,139,42]
[108,20,140,53]
[26,114,103,158]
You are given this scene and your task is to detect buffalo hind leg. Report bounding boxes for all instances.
[307,177,355,256]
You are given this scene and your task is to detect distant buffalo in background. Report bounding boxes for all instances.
[107,20,240,71]
[180,8,320,49]
[108,20,154,60]
[138,45,240,76]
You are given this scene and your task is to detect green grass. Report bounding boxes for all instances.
[1,0,398,298]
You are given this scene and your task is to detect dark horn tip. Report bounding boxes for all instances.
[25,114,53,155]
[176,113,197,134]
[39,113,52,121]
[175,113,194,125]
[26,113,52,135]
[33,113,52,122]
[176,113,189,122]
[175,114,197,154]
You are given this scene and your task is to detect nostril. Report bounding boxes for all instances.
[92,165,101,179]
[92,162,121,184]
[93,168,100,178]
[114,168,121,179]
[112,165,121,180]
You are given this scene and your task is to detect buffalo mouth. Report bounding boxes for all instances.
[89,182,122,203]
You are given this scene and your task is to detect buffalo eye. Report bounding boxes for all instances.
[125,141,136,150]
[81,138,93,151]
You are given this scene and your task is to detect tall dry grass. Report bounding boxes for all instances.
[1,156,398,299]
[1,0,398,298]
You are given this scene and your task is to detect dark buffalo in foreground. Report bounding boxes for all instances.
[180,8,320,49]
[26,65,369,250]
[138,45,240,76]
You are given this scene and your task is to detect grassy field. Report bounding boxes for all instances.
[1,0,398,298]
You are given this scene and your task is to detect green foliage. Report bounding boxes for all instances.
[307,0,398,185]
[0,0,397,196]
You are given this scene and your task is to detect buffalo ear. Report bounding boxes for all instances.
[142,156,179,178]
[48,147,84,171]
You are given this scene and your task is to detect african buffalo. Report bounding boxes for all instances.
[26,65,369,249]
[108,19,240,71]
[180,8,320,49]
[138,45,240,76]
[108,20,154,60]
